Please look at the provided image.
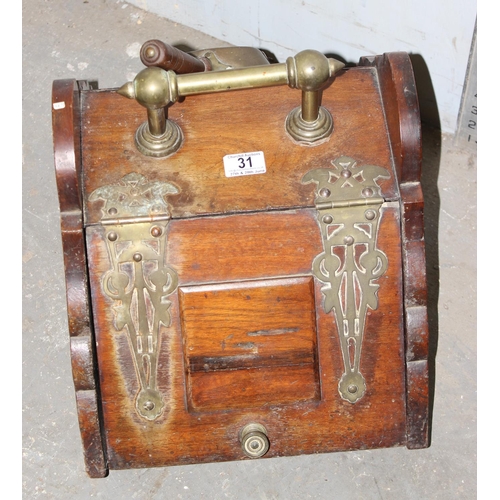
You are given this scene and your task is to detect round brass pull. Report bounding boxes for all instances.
[240,423,270,458]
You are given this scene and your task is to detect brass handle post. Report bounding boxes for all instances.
[147,107,166,137]
[302,90,321,123]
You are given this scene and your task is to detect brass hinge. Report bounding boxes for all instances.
[88,172,180,421]
[315,196,385,210]
[302,156,390,403]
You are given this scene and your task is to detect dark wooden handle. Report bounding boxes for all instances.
[140,39,209,74]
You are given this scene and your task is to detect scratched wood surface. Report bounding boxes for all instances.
[54,52,430,476]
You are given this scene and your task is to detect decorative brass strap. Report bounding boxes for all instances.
[89,173,179,420]
[302,156,390,403]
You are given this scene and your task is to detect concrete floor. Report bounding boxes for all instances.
[22,1,477,498]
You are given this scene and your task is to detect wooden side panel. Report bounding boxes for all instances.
[361,52,422,184]
[75,390,108,478]
[405,359,429,448]
[400,183,430,448]
[85,205,407,469]
[361,53,430,448]
[52,79,108,477]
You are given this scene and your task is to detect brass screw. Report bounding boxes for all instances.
[341,169,352,178]
[347,384,358,394]
[322,214,333,224]
[151,226,162,237]
[133,253,143,262]
[344,235,354,246]
[365,210,376,220]
[143,400,155,411]
[319,188,331,198]
[362,187,374,197]
[108,207,118,215]
[145,47,156,59]
[107,231,118,241]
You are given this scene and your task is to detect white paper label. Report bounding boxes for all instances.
[223,151,266,178]
[53,101,66,110]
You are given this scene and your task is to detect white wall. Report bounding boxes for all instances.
[128,0,477,134]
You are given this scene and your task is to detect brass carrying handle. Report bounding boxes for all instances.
[118,49,345,157]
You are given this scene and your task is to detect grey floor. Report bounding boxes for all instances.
[22,1,477,498]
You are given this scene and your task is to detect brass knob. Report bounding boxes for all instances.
[240,423,270,458]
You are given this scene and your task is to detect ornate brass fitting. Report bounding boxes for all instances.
[303,156,390,403]
[89,173,180,421]
[118,49,345,157]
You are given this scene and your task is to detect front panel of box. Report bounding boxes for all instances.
[85,205,406,469]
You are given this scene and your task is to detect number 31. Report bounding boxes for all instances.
[238,157,253,168]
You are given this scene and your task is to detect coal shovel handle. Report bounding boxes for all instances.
[140,39,210,74]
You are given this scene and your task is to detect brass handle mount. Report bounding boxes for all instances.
[118,49,345,157]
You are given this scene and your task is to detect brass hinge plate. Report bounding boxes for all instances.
[302,156,390,403]
[88,173,180,421]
